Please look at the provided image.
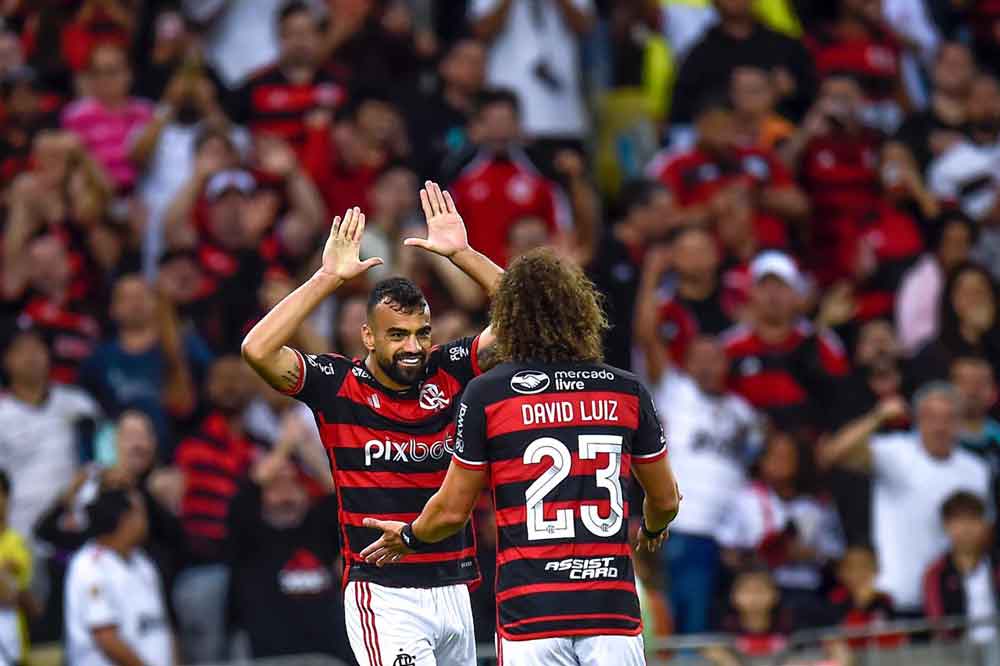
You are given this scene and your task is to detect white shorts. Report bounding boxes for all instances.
[497,633,645,666]
[344,581,476,666]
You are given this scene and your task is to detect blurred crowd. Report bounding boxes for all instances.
[2,0,1000,664]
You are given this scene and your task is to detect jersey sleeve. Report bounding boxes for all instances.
[451,380,488,471]
[75,560,118,629]
[285,350,351,409]
[634,384,668,464]
[434,336,483,386]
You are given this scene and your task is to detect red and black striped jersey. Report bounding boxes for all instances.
[450,362,667,641]
[285,336,484,588]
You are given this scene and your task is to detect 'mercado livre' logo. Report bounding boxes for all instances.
[510,370,550,395]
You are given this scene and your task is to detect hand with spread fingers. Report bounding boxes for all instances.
[404,180,470,258]
[360,518,412,567]
[318,206,384,282]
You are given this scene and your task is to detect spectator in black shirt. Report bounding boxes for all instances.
[228,447,351,663]
[894,42,975,172]
[670,0,815,126]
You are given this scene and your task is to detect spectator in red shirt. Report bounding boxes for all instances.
[648,97,809,250]
[724,251,850,435]
[61,43,152,192]
[447,88,567,267]
[173,355,258,664]
[229,1,346,152]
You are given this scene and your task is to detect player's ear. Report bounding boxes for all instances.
[362,322,375,353]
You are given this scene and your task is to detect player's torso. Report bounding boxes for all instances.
[481,363,645,640]
[315,360,479,588]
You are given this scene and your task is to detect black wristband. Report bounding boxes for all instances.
[400,523,430,551]
[641,522,667,539]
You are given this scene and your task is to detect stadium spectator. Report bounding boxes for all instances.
[723,251,849,436]
[61,43,152,192]
[0,328,97,544]
[634,302,761,634]
[821,383,991,615]
[0,469,37,665]
[718,431,844,624]
[730,66,796,151]
[911,263,1000,387]
[669,0,815,128]
[184,0,283,88]
[230,1,346,151]
[0,65,60,190]
[79,275,206,448]
[894,42,975,171]
[896,212,977,355]
[470,0,595,147]
[227,442,349,661]
[447,88,566,267]
[649,97,809,251]
[64,488,173,666]
[923,491,998,644]
[172,355,257,664]
[826,544,902,649]
[951,355,1000,516]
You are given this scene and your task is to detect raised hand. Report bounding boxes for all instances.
[319,207,384,282]
[404,180,470,258]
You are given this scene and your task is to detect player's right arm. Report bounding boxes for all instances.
[241,207,383,392]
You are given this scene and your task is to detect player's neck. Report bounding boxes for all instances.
[364,355,411,393]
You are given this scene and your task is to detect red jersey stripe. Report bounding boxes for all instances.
[335,470,447,488]
[496,542,631,566]
[343,547,477,564]
[496,580,636,603]
[340,511,420,527]
[485,392,639,439]
[504,612,640,629]
[495,499,622,528]
[492,454,633,485]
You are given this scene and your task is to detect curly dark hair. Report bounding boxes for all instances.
[490,248,608,364]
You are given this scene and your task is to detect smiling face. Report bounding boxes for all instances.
[363,301,433,387]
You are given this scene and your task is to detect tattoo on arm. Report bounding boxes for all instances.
[477,343,499,373]
[277,363,301,392]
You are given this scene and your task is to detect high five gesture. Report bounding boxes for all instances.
[319,206,384,282]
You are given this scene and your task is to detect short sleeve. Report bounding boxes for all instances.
[434,336,482,387]
[287,351,350,409]
[634,384,667,463]
[452,380,488,471]
[76,563,118,629]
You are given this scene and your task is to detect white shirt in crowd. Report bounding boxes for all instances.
[654,369,761,538]
[871,432,991,611]
[65,542,171,666]
[183,0,283,88]
[470,0,592,139]
[965,559,998,644]
[0,386,99,542]
[717,482,845,591]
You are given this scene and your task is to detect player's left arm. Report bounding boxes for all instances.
[403,180,502,371]
[362,385,490,566]
[632,384,681,552]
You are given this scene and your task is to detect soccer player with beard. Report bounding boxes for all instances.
[242,182,502,666]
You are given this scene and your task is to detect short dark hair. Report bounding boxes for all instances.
[475,88,521,118]
[87,488,134,538]
[367,278,428,317]
[615,179,668,220]
[0,469,11,497]
[929,210,978,252]
[941,491,986,522]
[278,0,316,27]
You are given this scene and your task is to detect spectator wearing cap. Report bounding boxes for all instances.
[821,383,990,616]
[669,0,815,130]
[647,96,809,251]
[923,491,999,644]
[172,355,258,664]
[723,251,849,436]
[79,275,209,451]
[470,0,595,148]
[0,328,99,547]
[61,43,153,192]
[894,42,975,172]
[227,437,348,660]
[64,488,173,666]
[229,1,346,153]
[445,89,568,268]
[896,212,977,355]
